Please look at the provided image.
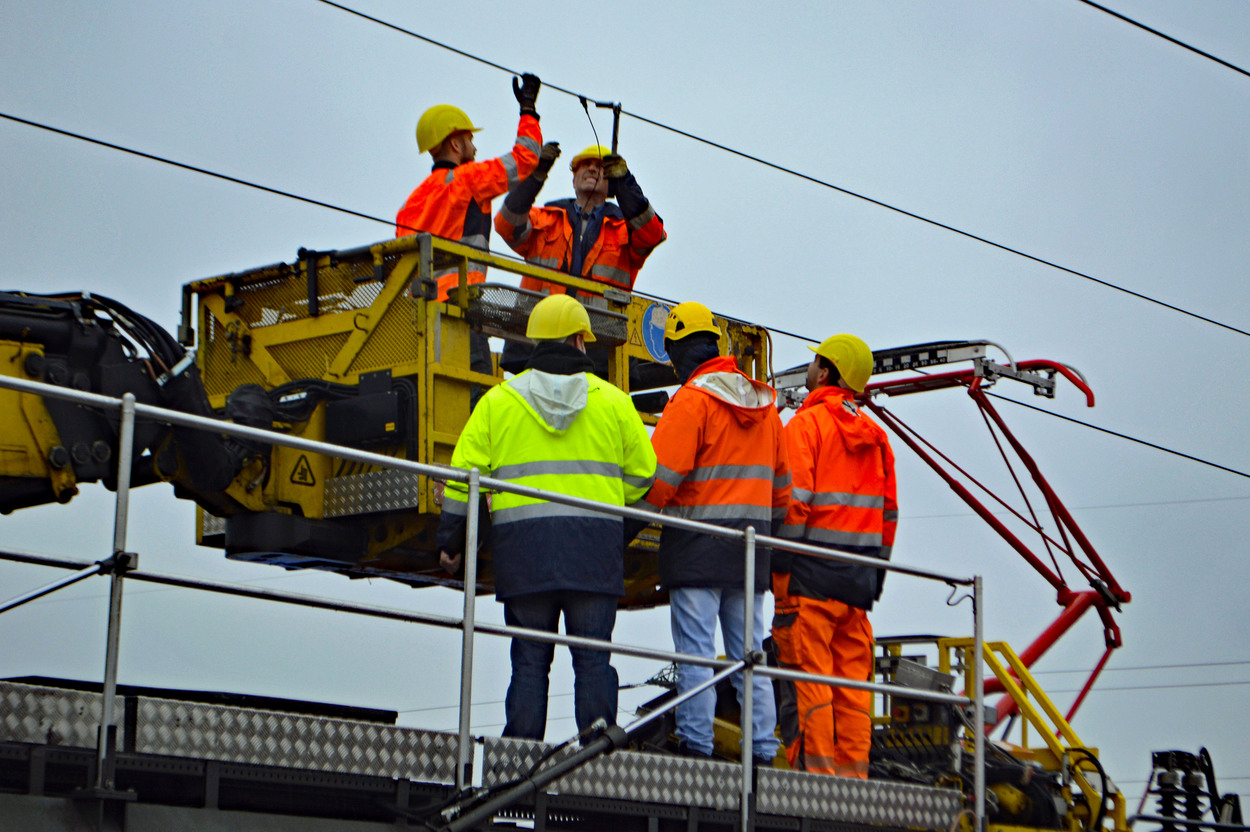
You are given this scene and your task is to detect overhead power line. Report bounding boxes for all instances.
[1076,0,1250,79]
[4,110,1248,483]
[1050,679,1250,693]
[907,493,1250,521]
[987,391,1250,480]
[1120,777,1250,784]
[0,113,394,229]
[393,662,1250,714]
[312,0,1250,341]
[1033,659,1250,675]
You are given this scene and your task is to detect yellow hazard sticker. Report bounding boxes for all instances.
[290,454,316,486]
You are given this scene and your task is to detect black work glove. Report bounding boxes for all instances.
[513,73,541,117]
[602,153,627,198]
[534,141,561,180]
[601,154,629,179]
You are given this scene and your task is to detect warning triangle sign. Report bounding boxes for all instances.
[290,454,316,486]
[629,327,643,347]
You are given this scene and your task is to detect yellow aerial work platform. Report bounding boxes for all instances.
[183,233,770,607]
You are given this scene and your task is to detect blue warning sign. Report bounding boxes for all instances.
[642,303,670,363]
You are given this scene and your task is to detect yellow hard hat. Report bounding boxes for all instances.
[570,144,611,171]
[416,104,481,155]
[664,302,721,342]
[526,294,597,343]
[810,334,873,392]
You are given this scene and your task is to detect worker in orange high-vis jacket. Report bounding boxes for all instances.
[630,302,790,767]
[396,74,543,302]
[495,143,667,374]
[771,333,896,778]
[495,143,666,293]
[395,74,542,391]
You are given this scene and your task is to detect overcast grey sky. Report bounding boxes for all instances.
[2,0,1249,803]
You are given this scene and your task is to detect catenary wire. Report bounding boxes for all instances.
[0,112,396,229]
[1120,777,1250,783]
[3,110,1246,482]
[905,493,1250,521]
[311,0,1250,341]
[399,691,574,715]
[1033,660,1250,675]
[1075,0,1250,80]
[986,391,1250,480]
[413,663,1250,715]
[1048,680,1250,693]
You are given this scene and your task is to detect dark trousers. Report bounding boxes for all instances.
[501,590,620,740]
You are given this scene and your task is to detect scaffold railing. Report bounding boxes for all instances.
[0,372,987,832]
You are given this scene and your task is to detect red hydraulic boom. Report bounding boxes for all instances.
[773,340,1131,728]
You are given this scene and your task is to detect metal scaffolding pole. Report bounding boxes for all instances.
[95,393,136,794]
[456,468,481,791]
[974,575,986,832]
[741,524,757,832]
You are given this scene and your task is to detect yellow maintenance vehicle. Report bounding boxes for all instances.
[0,235,1243,832]
[182,234,769,607]
[0,233,769,607]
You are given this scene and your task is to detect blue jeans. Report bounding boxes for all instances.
[502,590,619,741]
[670,587,779,758]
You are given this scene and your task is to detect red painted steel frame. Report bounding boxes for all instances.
[860,360,1128,725]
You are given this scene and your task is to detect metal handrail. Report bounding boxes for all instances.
[0,372,974,585]
[0,372,987,831]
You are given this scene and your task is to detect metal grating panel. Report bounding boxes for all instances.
[133,697,457,783]
[483,738,742,812]
[231,264,383,329]
[201,511,225,537]
[466,284,628,347]
[0,682,122,750]
[346,296,421,376]
[483,735,962,829]
[200,316,268,399]
[266,332,352,382]
[757,766,963,828]
[325,469,422,517]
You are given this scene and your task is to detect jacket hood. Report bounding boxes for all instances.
[504,370,589,433]
[801,385,878,452]
[685,356,778,427]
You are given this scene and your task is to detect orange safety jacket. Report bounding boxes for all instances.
[776,384,897,611]
[395,114,541,301]
[495,199,666,294]
[495,199,665,293]
[640,355,791,590]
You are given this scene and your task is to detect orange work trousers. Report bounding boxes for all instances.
[771,573,874,778]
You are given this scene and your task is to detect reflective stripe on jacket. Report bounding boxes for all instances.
[777,385,897,611]
[396,114,541,301]
[642,355,791,589]
[436,367,656,600]
[494,197,666,293]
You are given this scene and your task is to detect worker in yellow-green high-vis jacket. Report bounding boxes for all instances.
[437,293,656,741]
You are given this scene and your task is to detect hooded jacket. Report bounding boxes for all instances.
[641,355,791,590]
[776,384,897,611]
[437,347,656,599]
